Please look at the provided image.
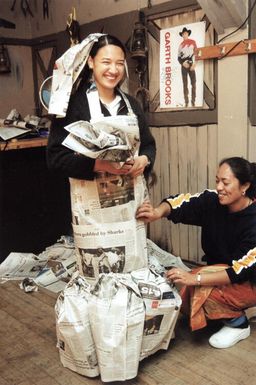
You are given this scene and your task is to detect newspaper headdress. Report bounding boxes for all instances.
[48,33,105,117]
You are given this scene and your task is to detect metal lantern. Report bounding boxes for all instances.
[129,21,148,59]
[0,44,11,73]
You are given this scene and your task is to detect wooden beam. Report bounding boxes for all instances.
[143,0,199,18]
[197,0,226,34]
[221,0,246,27]
[197,0,246,34]
[148,108,217,127]
[147,21,160,43]
[195,38,256,60]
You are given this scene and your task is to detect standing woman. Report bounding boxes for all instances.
[136,157,256,348]
[47,33,156,279]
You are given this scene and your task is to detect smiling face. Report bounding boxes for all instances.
[216,163,250,212]
[88,44,125,100]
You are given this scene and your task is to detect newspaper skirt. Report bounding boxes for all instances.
[70,173,149,283]
[88,273,145,382]
[55,273,99,377]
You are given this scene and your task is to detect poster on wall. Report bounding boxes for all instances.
[160,21,205,109]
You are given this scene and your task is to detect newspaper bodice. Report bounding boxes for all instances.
[69,88,149,283]
[62,87,141,161]
[87,88,140,156]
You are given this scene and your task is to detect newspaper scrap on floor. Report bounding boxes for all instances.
[147,238,191,273]
[0,235,190,293]
[19,278,39,293]
[55,272,100,377]
[131,267,182,360]
[0,236,77,293]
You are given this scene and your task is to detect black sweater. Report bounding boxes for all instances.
[164,190,256,284]
[46,84,156,180]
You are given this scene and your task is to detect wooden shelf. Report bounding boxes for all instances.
[0,136,48,151]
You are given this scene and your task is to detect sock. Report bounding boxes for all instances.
[224,315,249,328]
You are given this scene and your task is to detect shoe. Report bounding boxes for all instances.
[209,325,250,349]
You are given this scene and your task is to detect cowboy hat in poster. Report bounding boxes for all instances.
[159,21,205,109]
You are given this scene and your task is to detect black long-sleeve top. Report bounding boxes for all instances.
[46,83,156,180]
[164,190,256,284]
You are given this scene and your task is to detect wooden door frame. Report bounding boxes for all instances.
[31,40,57,116]
[248,0,256,126]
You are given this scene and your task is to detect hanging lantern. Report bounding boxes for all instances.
[129,21,148,59]
[0,44,11,73]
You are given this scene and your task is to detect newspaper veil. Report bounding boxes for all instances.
[48,33,129,117]
[48,33,105,117]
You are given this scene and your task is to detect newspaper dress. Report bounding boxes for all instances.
[66,88,149,283]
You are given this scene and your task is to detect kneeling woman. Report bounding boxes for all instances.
[136,157,256,348]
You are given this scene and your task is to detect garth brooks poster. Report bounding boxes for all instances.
[160,21,205,109]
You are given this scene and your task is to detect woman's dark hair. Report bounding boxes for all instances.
[219,157,256,199]
[89,34,126,58]
[76,34,126,91]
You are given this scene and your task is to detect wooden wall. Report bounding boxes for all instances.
[148,124,218,264]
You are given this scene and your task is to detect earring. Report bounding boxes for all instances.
[242,191,245,195]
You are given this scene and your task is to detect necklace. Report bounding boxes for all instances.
[229,197,253,213]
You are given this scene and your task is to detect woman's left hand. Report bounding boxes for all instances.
[126,155,149,177]
[166,268,196,286]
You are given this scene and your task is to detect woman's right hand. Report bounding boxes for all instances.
[94,159,133,175]
[136,200,170,223]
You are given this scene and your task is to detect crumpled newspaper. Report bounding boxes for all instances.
[19,278,38,293]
